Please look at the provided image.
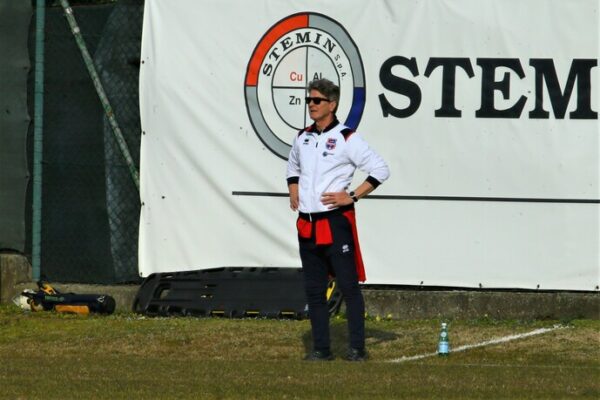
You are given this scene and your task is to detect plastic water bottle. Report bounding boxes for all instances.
[437,322,450,356]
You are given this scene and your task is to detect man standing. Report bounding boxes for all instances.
[286,79,390,361]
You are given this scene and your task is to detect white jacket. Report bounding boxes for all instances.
[286,119,390,213]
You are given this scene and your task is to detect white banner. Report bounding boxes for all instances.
[139,0,599,290]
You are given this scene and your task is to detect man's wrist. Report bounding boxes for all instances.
[349,191,359,203]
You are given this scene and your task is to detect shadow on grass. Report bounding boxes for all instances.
[301,320,400,357]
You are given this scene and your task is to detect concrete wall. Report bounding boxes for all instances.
[2,254,599,319]
[362,289,599,320]
[0,253,31,304]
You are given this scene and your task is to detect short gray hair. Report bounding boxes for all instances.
[308,79,340,113]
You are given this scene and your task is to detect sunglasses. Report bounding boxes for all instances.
[305,97,331,105]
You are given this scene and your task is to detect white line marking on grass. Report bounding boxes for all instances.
[448,363,598,370]
[388,324,565,363]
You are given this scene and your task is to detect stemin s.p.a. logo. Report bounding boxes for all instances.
[244,13,366,160]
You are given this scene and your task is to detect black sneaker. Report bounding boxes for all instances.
[345,348,368,362]
[303,350,335,361]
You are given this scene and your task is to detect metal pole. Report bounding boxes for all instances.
[59,0,140,191]
[32,0,46,281]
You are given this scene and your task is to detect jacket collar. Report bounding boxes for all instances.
[307,117,339,134]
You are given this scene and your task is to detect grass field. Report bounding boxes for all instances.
[0,305,598,399]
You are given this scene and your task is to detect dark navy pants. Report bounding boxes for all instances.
[298,208,365,351]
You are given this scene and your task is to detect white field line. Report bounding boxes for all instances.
[388,324,565,363]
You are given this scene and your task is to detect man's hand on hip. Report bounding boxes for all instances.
[288,183,299,211]
[321,191,353,209]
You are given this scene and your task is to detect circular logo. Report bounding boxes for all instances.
[244,12,366,160]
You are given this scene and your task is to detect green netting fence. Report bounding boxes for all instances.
[31,0,144,283]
